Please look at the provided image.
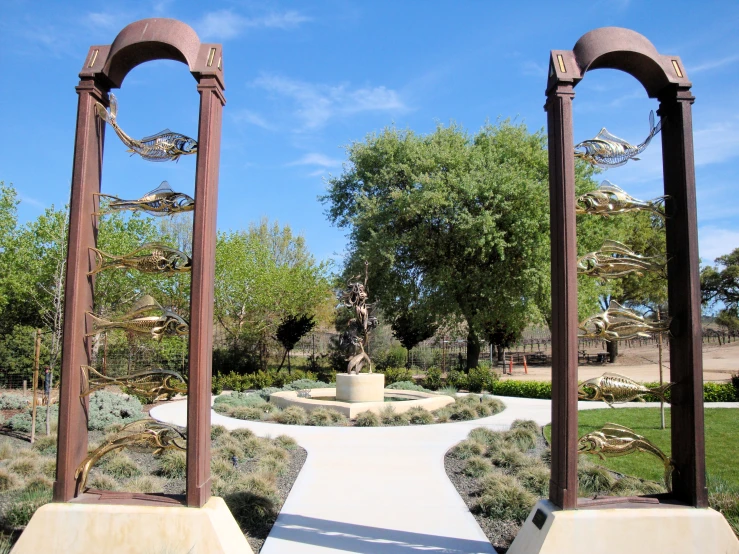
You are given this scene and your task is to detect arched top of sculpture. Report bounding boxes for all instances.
[103,18,201,86]
[572,27,690,97]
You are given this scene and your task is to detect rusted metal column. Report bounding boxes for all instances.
[545,84,579,510]
[659,87,708,508]
[186,76,225,508]
[54,77,108,502]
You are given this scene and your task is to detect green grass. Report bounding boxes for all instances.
[545,408,739,487]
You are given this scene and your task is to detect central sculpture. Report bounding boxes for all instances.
[335,261,384,402]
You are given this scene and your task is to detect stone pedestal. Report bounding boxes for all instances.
[508,499,739,554]
[335,373,385,402]
[12,497,253,554]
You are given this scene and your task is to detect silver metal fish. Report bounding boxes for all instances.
[577,423,674,490]
[95,181,194,217]
[80,365,187,403]
[576,181,666,218]
[86,295,189,341]
[578,372,671,408]
[575,110,662,167]
[577,240,665,283]
[578,301,670,341]
[95,94,197,162]
[88,242,191,276]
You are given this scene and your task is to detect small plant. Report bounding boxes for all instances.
[464,456,494,477]
[467,428,504,450]
[480,396,505,414]
[0,393,29,410]
[611,475,665,496]
[0,442,14,461]
[467,366,499,393]
[157,450,186,479]
[230,427,256,442]
[386,380,429,392]
[447,370,468,391]
[32,434,57,456]
[382,367,414,386]
[238,472,278,499]
[510,419,540,434]
[224,490,278,538]
[9,457,37,478]
[433,407,452,423]
[516,464,550,496]
[87,473,119,491]
[210,425,228,440]
[437,385,458,398]
[450,406,477,421]
[262,446,289,463]
[505,427,538,451]
[274,435,298,450]
[40,458,56,479]
[355,411,381,427]
[257,457,287,476]
[474,472,536,522]
[489,446,530,471]
[120,475,163,493]
[3,487,52,527]
[272,406,307,425]
[23,475,52,493]
[308,408,344,426]
[424,367,442,390]
[451,440,485,460]
[406,406,434,425]
[379,405,409,426]
[475,404,492,417]
[578,464,617,495]
[101,453,141,479]
[230,406,267,421]
[0,468,19,492]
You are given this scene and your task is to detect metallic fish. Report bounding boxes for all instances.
[577,240,665,283]
[95,94,197,162]
[575,110,662,167]
[576,181,667,219]
[80,365,187,403]
[578,372,671,408]
[86,295,189,341]
[578,301,670,341]
[88,242,191,276]
[577,423,673,490]
[95,181,195,217]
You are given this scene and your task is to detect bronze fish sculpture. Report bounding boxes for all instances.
[88,242,191,276]
[577,240,665,283]
[576,181,667,219]
[95,94,197,162]
[578,301,670,341]
[578,372,671,408]
[575,110,662,167]
[80,365,187,403]
[86,295,189,341]
[95,181,195,217]
[76,418,186,491]
[577,423,673,490]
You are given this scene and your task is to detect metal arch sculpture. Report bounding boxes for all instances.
[576,240,665,282]
[575,181,666,219]
[56,18,224,508]
[94,182,195,217]
[574,110,662,167]
[88,242,191,276]
[545,27,706,509]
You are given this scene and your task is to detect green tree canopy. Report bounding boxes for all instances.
[702,248,739,330]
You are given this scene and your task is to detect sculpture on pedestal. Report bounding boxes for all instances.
[339,261,378,374]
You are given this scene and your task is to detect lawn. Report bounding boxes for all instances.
[545,408,738,487]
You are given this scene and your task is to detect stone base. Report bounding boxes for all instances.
[12,497,253,554]
[336,372,385,402]
[508,499,739,554]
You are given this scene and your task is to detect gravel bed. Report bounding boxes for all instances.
[444,454,519,554]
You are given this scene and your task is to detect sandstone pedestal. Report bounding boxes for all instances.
[335,373,385,402]
[12,497,253,554]
[508,499,739,554]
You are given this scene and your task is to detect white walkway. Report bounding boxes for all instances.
[150,397,738,554]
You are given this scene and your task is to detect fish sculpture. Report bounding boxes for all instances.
[88,242,191,276]
[95,181,195,217]
[95,94,197,162]
[76,418,186,491]
[576,181,667,219]
[578,301,670,341]
[578,372,671,408]
[86,295,189,341]
[80,365,187,403]
[577,240,665,283]
[575,110,662,167]
[577,423,674,490]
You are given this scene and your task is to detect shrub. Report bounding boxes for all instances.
[224,490,278,538]
[257,457,287,476]
[451,440,485,460]
[355,411,380,427]
[0,468,19,492]
[32,434,57,456]
[475,404,492,417]
[505,428,538,451]
[467,366,500,393]
[282,378,329,391]
[517,464,550,496]
[0,393,28,410]
[87,473,119,491]
[475,472,536,522]
[230,428,255,442]
[238,472,278,499]
[40,458,56,479]
[406,406,434,425]
[424,367,442,390]
[611,475,665,495]
[732,372,739,400]
[376,345,407,370]
[489,446,531,472]
[468,428,504,450]
[214,392,267,408]
[8,458,36,478]
[87,391,144,431]
[386,380,429,392]
[3,488,52,527]
[230,406,268,421]
[8,405,58,434]
[510,419,540,434]
[450,406,477,421]
[101,453,141,479]
[251,370,275,390]
[308,408,340,426]
[382,367,414,386]
[578,465,616,495]
[447,370,468,391]
[379,406,408,426]
[210,425,227,440]
[255,387,281,401]
[433,407,452,423]
[493,380,552,399]
[262,446,289,463]
[437,386,458,398]
[120,475,163,493]
[481,396,505,414]
[464,456,494,477]
[157,450,186,479]
[272,406,307,425]
[24,476,52,493]
[274,435,298,450]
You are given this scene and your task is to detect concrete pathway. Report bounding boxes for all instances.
[150,397,739,554]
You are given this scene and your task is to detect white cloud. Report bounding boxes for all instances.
[693,119,739,166]
[288,153,342,168]
[197,9,310,40]
[689,54,739,74]
[231,109,275,131]
[699,226,739,265]
[254,73,407,130]
[521,60,546,77]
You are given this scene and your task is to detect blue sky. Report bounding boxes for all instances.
[1,0,738,268]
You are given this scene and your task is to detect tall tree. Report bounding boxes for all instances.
[275,314,316,372]
[702,247,739,328]
[322,121,580,369]
[391,308,438,366]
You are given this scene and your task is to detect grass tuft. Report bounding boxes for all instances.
[274,435,298,450]
[510,419,540,434]
[379,406,409,426]
[101,453,141,479]
[0,468,20,492]
[87,473,119,491]
[120,475,163,493]
[355,411,381,427]
[464,456,494,478]
[451,440,485,460]
[406,406,434,425]
[157,450,187,479]
[474,472,536,523]
[272,406,307,425]
[504,427,538,452]
[578,464,617,495]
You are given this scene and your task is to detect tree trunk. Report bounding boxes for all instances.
[496,344,505,364]
[466,328,481,371]
[606,339,618,363]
